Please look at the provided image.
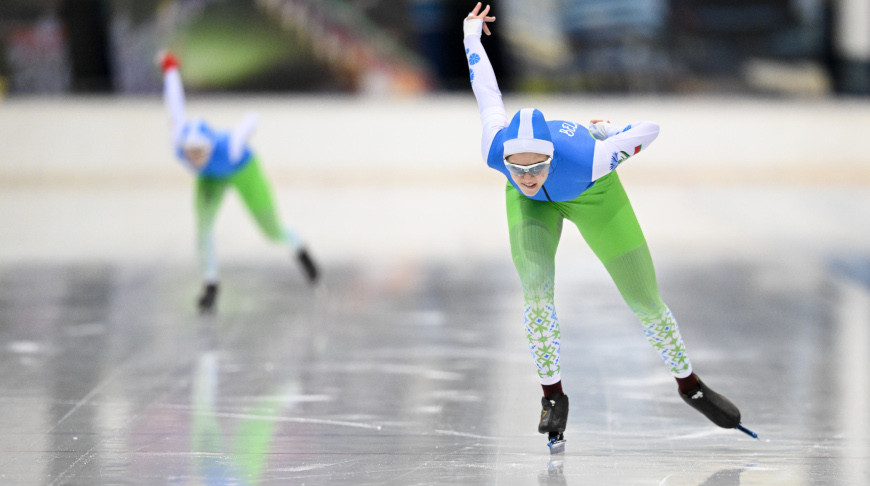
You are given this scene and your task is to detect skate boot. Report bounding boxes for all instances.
[197,282,219,314]
[296,247,319,285]
[538,392,568,453]
[680,376,757,438]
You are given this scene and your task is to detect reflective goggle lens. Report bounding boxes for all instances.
[503,157,551,177]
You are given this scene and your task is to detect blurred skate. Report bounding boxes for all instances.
[197,282,218,314]
[296,247,319,285]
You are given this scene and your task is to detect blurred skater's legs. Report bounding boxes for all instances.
[230,157,318,284]
[195,175,228,312]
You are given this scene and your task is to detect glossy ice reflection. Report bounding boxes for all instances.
[0,254,868,484]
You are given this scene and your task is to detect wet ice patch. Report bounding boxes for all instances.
[64,322,106,337]
[253,393,333,404]
[7,340,44,354]
[434,429,499,440]
[429,389,482,402]
[278,463,344,472]
[334,362,463,381]
[407,310,445,327]
[417,405,443,414]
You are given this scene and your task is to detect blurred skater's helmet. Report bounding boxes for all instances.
[181,119,215,167]
[503,108,553,159]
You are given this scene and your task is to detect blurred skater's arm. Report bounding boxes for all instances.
[160,51,186,146]
[463,3,505,161]
[229,113,258,163]
[590,121,660,181]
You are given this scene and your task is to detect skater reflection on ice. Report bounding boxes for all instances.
[697,467,746,486]
[462,2,756,451]
[538,457,567,486]
[190,317,297,483]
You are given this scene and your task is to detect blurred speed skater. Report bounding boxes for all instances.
[158,51,319,314]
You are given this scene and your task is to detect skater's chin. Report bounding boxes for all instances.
[510,172,548,197]
[518,183,540,196]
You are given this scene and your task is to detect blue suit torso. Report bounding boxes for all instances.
[487,120,597,202]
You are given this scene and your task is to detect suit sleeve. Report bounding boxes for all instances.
[229,113,258,164]
[463,30,507,162]
[163,68,186,147]
[590,121,660,181]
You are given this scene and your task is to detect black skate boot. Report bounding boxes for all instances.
[538,393,568,453]
[197,282,219,314]
[680,377,744,429]
[296,247,319,285]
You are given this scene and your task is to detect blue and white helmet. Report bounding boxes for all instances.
[503,108,554,158]
[180,118,216,153]
[176,118,216,167]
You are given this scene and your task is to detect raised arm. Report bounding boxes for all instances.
[229,113,258,163]
[159,51,186,146]
[590,121,661,181]
[463,3,506,161]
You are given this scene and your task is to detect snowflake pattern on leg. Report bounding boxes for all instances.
[638,307,690,376]
[524,297,561,381]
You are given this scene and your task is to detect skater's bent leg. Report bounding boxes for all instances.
[506,185,564,387]
[232,157,318,283]
[231,157,301,249]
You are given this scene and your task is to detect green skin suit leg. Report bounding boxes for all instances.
[194,156,298,282]
[506,172,692,384]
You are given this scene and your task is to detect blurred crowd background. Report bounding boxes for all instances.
[1,0,868,97]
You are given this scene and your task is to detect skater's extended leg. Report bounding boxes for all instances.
[568,172,691,377]
[568,173,744,431]
[195,176,228,312]
[603,244,691,377]
[230,157,318,284]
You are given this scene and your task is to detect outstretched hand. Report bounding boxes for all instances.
[156,50,180,73]
[467,2,495,36]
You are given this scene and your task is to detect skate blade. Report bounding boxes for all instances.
[547,438,566,454]
[736,424,758,439]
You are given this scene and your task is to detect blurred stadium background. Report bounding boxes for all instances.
[2,0,869,265]
[2,0,869,96]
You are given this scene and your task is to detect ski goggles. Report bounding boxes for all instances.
[503,157,552,177]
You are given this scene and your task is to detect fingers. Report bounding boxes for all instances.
[467,2,495,35]
[469,2,492,20]
[482,4,494,36]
